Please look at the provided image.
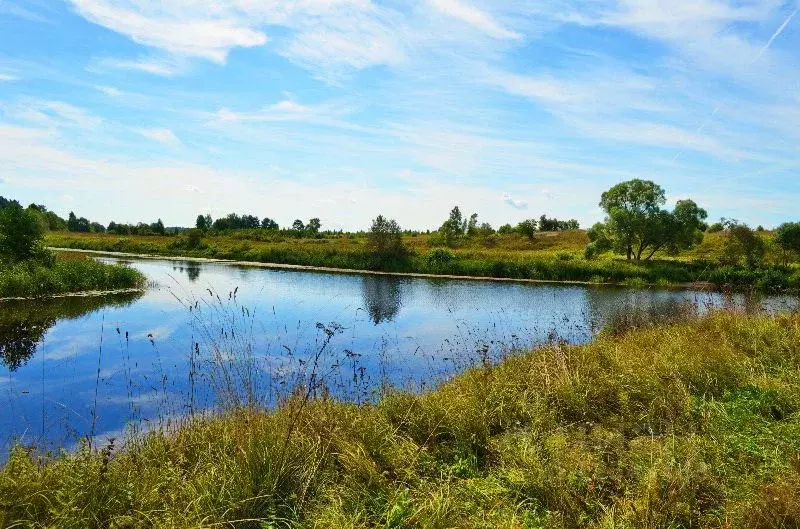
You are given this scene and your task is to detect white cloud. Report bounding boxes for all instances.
[139,127,180,146]
[0,73,19,82]
[70,0,405,78]
[502,193,528,210]
[93,56,186,76]
[428,0,521,40]
[71,0,267,63]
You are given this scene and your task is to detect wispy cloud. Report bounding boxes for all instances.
[92,56,187,77]
[0,73,20,82]
[138,127,180,146]
[428,0,521,40]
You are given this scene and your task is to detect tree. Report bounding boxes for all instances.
[589,179,706,260]
[721,221,765,268]
[439,206,468,245]
[292,219,305,231]
[196,214,211,231]
[539,215,580,231]
[515,219,538,240]
[0,203,49,262]
[367,215,406,259]
[261,217,279,230]
[151,219,166,235]
[66,212,91,233]
[466,213,479,236]
[775,222,800,260]
[497,224,514,235]
[307,218,321,234]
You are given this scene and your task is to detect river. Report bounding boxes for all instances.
[1,255,797,454]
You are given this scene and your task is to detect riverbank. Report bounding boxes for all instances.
[3,312,799,527]
[47,232,799,292]
[0,253,146,298]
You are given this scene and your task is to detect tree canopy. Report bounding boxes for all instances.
[588,179,707,260]
[0,203,49,263]
[776,222,800,257]
[367,215,406,259]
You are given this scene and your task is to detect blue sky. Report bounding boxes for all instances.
[0,0,799,230]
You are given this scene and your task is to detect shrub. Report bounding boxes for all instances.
[426,248,455,267]
[0,203,50,263]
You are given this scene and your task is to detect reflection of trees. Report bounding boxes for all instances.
[361,275,403,325]
[185,262,201,281]
[173,262,201,282]
[0,292,142,371]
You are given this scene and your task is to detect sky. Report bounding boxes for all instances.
[0,0,799,230]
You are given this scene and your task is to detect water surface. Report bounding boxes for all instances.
[1,255,796,454]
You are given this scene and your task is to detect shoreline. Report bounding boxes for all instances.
[48,246,718,292]
[0,287,145,302]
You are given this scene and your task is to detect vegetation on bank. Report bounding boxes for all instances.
[0,203,145,298]
[9,177,800,292]
[47,229,800,292]
[3,312,800,527]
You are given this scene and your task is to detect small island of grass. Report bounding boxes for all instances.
[0,203,145,299]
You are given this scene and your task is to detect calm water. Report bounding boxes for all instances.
[1,255,797,454]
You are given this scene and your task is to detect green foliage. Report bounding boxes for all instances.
[292,219,305,231]
[775,222,800,258]
[366,215,407,262]
[3,314,800,527]
[0,254,145,298]
[591,179,707,260]
[707,222,724,233]
[213,213,260,231]
[721,221,766,268]
[195,214,211,231]
[438,206,468,246]
[307,218,322,234]
[426,248,455,267]
[515,219,538,240]
[67,211,91,233]
[538,215,579,231]
[261,217,279,230]
[0,203,49,263]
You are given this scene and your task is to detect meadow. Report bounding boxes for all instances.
[0,252,146,298]
[46,229,800,292]
[2,311,799,528]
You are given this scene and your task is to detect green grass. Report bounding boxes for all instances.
[0,253,146,298]
[3,312,800,528]
[47,231,800,292]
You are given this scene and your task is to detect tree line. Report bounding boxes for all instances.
[4,180,800,269]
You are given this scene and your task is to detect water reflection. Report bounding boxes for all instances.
[0,293,142,371]
[172,262,201,282]
[361,275,403,324]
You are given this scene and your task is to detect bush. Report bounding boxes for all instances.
[426,248,455,267]
[0,203,49,263]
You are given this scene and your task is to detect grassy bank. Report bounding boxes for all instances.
[47,231,800,292]
[3,313,800,527]
[0,253,145,298]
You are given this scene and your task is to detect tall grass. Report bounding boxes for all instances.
[2,312,800,527]
[0,253,145,298]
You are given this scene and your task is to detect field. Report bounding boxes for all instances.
[3,312,800,528]
[46,230,800,292]
[0,252,146,298]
